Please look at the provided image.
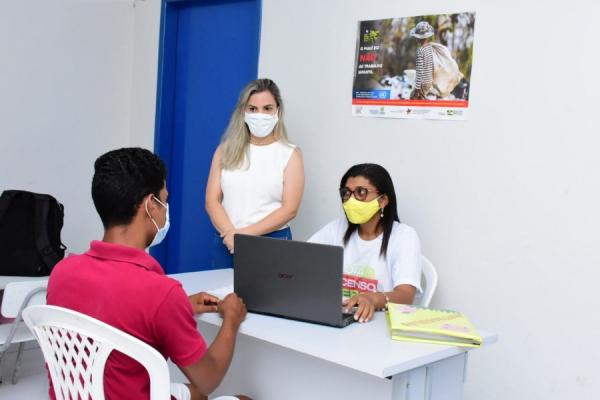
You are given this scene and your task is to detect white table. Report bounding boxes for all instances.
[0,276,47,291]
[171,270,497,400]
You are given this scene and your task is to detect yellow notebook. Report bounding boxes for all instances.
[386,303,482,348]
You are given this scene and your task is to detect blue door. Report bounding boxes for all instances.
[153,0,261,273]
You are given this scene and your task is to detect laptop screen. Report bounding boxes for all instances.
[234,234,347,326]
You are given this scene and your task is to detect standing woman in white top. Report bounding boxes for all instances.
[309,164,422,323]
[205,79,304,268]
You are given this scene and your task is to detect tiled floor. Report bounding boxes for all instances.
[0,344,48,399]
[0,372,47,399]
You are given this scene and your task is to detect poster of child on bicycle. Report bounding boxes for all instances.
[352,12,476,120]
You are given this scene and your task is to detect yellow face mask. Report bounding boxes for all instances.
[342,195,382,224]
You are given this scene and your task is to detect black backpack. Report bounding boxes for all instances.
[0,190,66,276]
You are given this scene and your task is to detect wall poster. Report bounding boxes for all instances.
[352,12,476,120]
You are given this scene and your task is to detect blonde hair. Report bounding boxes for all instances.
[220,79,289,170]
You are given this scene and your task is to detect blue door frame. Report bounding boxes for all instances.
[152,0,261,273]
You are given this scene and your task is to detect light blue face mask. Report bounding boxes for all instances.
[145,196,170,247]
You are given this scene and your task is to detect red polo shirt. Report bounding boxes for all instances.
[47,240,207,399]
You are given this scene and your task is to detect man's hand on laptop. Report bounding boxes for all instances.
[218,293,247,327]
[188,292,220,314]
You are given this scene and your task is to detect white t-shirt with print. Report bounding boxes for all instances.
[308,218,422,299]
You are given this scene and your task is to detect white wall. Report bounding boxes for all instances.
[3,0,598,399]
[259,1,600,399]
[0,0,135,253]
[128,1,600,398]
[130,0,161,149]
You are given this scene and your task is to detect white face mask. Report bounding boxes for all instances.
[145,196,170,247]
[244,112,279,138]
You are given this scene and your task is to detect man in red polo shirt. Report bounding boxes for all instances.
[47,148,247,400]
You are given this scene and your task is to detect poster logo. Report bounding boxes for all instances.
[363,29,379,44]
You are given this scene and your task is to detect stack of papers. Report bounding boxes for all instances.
[386,303,482,348]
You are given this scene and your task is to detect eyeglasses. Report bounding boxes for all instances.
[339,186,380,202]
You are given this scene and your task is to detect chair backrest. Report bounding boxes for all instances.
[1,280,47,352]
[418,256,438,307]
[22,305,171,400]
[1,279,48,318]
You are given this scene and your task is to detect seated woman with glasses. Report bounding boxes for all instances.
[206,79,305,268]
[308,163,422,323]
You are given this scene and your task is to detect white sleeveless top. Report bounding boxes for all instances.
[221,141,296,230]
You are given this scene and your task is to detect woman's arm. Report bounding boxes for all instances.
[344,284,416,323]
[205,145,235,236]
[386,284,417,305]
[237,148,305,236]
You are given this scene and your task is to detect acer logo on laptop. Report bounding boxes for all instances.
[277,273,295,279]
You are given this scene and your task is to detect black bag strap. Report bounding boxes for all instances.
[33,195,62,269]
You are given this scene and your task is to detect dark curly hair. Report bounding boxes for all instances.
[92,148,166,228]
[340,163,400,259]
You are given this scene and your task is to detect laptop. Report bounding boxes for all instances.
[233,234,355,328]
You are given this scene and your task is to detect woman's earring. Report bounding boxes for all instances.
[380,208,384,217]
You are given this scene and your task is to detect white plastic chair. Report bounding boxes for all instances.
[22,305,238,400]
[0,279,47,384]
[22,304,172,399]
[418,256,438,307]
